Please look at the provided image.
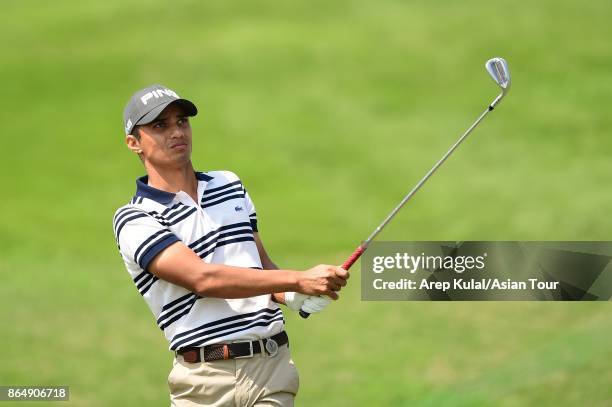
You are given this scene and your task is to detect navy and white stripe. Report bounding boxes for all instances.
[130,196,144,204]
[201,180,245,209]
[188,222,255,259]
[114,205,194,250]
[133,229,179,269]
[113,207,149,245]
[157,293,201,330]
[149,203,197,227]
[114,170,282,350]
[170,307,284,350]
[249,212,258,232]
[133,270,159,296]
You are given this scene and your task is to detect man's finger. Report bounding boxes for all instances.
[334,266,349,279]
[325,290,339,300]
[330,278,346,290]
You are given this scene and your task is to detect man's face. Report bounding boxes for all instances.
[127,103,193,168]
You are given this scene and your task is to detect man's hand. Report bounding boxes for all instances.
[284,292,308,311]
[301,295,332,314]
[296,265,349,300]
[284,292,332,314]
[285,291,308,311]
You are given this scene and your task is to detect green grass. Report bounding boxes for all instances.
[1,0,611,405]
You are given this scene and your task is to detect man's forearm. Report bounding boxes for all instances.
[197,264,298,298]
[149,241,345,300]
[149,242,298,298]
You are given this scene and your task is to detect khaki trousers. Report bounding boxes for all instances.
[168,343,299,406]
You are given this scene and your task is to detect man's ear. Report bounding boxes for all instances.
[126,134,143,154]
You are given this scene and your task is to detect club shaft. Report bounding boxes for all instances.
[299,93,505,319]
[363,96,501,248]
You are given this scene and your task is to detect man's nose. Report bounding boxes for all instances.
[169,124,184,138]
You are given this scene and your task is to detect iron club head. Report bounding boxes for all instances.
[485,57,511,93]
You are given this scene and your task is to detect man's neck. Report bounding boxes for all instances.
[145,162,199,202]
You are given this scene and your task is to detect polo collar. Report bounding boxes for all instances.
[135,172,214,205]
[196,172,214,182]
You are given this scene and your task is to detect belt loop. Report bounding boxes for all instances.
[222,344,229,360]
[199,347,205,363]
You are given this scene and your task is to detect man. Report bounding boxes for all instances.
[113,84,348,406]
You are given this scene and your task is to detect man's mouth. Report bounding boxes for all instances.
[170,142,188,150]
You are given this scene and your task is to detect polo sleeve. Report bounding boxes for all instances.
[113,208,180,270]
[243,188,258,232]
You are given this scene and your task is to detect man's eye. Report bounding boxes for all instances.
[154,122,165,128]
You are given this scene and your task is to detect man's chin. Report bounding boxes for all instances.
[153,155,192,168]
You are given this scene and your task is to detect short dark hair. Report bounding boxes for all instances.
[131,125,141,140]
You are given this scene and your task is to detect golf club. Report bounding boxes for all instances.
[300,57,512,318]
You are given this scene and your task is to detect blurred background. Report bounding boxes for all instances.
[1,0,611,405]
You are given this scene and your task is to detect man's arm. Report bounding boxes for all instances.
[148,240,347,299]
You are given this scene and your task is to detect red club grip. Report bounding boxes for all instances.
[299,245,366,319]
[341,245,365,271]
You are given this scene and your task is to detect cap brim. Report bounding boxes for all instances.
[135,99,198,127]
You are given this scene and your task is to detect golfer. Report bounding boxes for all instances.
[113,84,349,406]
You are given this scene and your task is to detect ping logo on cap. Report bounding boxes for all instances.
[123,84,197,135]
[140,88,179,105]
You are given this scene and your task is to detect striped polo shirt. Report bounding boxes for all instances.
[112,170,284,351]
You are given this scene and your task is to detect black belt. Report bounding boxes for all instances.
[177,331,289,363]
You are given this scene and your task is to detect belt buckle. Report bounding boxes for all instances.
[232,340,254,359]
[265,338,279,357]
